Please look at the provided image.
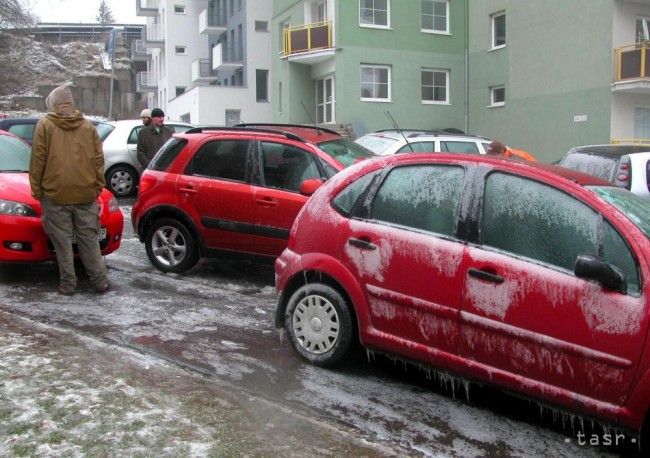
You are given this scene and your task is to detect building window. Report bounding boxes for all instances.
[229,0,234,16]
[256,69,269,102]
[421,0,448,33]
[174,5,185,14]
[180,113,191,123]
[279,82,283,114]
[359,0,390,28]
[175,45,186,55]
[490,85,505,107]
[255,20,268,31]
[176,86,185,97]
[421,69,449,104]
[237,0,242,11]
[491,12,506,49]
[360,64,391,101]
[635,17,650,42]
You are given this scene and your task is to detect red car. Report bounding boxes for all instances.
[275,153,650,444]
[0,130,123,262]
[132,126,374,273]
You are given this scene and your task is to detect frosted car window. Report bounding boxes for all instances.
[441,141,480,154]
[370,165,464,236]
[7,123,35,141]
[559,152,618,182]
[483,173,600,272]
[601,220,640,294]
[261,142,320,192]
[395,141,434,154]
[188,140,249,181]
[0,135,31,171]
[332,171,377,216]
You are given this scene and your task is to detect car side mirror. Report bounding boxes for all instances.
[299,178,324,196]
[574,254,626,294]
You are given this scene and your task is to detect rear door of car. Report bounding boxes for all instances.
[458,169,649,407]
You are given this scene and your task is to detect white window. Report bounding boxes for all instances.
[175,45,186,55]
[634,107,650,139]
[255,20,269,32]
[360,0,390,28]
[490,85,505,107]
[360,64,391,101]
[636,17,650,42]
[421,0,449,34]
[491,12,506,49]
[174,5,186,14]
[421,69,449,104]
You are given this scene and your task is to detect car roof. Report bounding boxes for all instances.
[234,123,342,144]
[179,126,309,143]
[567,144,650,157]
[107,119,193,127]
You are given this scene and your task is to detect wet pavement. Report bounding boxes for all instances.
[0,201,626,456]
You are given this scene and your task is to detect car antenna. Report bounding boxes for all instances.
[300,100,323,135]
[384,110,414,152]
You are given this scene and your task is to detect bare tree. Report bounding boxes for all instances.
[96,0,114,25]
[0,0,34,31]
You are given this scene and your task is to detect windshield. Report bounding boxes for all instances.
[559,152,618,182]
[590,186,650,237]
[355,134,400,156]
[0,134,30,172]
[95,122,115,142]
[317,138,375,167]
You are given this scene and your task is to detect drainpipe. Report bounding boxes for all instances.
[464,0,469,133]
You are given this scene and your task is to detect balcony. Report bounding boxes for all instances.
[281,21,335,65]
[212,43,243,71]
[131,39,151,62]
[135,0,158,17]
[191,58,218,83]
[136,71,157,93]
[199,9,227,35]
[142,24,164,48]
[612,42,650,93]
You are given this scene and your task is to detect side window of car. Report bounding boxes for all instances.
[370,165,465,237]
[601,220,640,294]
[441,141,480,154]
[260,142,320,192]
[395,141,434,154]
[128,126,143,144]
[332,171,378,216]
[8,123,35,141]
[187,140,249,181]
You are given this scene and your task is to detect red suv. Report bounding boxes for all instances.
[275,153,650,445]
[131,126,373,273]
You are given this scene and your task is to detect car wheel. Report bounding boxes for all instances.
[144,218,199,273]
[106,165,138,198]
[284,283,353,367]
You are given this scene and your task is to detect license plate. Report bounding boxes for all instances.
[72,227,107,243]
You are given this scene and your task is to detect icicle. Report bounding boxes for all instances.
[462,380,471,403]
[277,328,285,344]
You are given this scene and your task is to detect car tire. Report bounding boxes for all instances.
[284,283,353,367]
[106,165,138,198]
[144,218,199,273]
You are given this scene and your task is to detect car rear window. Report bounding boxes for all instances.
[148,138,187,171]
[7,123,35,141]
[559,152,618,182]
[95,122,115,142]
[355,135,399,155]
[0,135,31,171]
[590,186,650,238]
[317,138,374,167]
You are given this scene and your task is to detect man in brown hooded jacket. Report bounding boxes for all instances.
[29,84,110,295]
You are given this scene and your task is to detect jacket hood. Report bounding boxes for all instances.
[45,111,85,130]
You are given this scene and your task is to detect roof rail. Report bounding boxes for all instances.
[184,126,305,142]
[234,123,340,137]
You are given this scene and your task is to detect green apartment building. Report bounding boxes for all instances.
[273,0,650,162]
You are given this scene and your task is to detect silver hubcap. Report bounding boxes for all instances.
[151,226,187,267]
[110,171,133,195]
[293,294,340,355]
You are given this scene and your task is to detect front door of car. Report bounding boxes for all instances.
[177,138,258,253]
[340,164,467,356]
[459,171,648,406]
[252,141,324,256]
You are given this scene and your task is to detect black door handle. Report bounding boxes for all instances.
[348,238,377,251]
[468,268,504,284]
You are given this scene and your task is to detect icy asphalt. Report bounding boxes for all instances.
[0,202,622,457]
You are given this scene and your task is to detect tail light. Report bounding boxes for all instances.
[614,156,631,190]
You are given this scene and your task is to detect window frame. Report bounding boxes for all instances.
[256,69,269,103]
[174,45,187,55]
[421,68,450,105]
[421,0,449,34]
[359,0,391,29]
[255,20,269,32]
[489,85,505,107]
[491,11,506,49]
[173,5,186,14]
[360,64,392,102]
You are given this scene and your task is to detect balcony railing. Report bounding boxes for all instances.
[135,0,159,17]
[199,9,227,35]
[282,21,333,56]
[191,58,217,82]
[136,71,157,92]
[144,24,164,43]
[614,42,650,81]
[130,39,151,61]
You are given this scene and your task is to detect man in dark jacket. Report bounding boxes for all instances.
[136,107,172,169]
[29,84,109,295]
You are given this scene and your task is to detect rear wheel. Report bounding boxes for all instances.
[144,218,199,273]
[106,164,138,197]
[284,283,353,367]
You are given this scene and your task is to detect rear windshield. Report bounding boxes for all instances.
[148,138,188,171]
[0,135,30,171]
[559,152,618,182]
[95,122,115,142]
[317,138,374,167]
[355,135,400,156]
[589,186,650,238]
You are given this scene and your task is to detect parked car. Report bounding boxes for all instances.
[355,130,492,156]
[102,119,194,197]
[275,152,650,443]
[0,129,123,262]
[131,125,374,273]
[557,144,650,200]
[0,116,114,145]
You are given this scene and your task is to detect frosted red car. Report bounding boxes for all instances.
[0,130,123,262]
[275,153,650,444]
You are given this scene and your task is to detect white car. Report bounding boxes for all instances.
[102,119,194,197]
[355,130,492,156]
[557,144,650,201]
